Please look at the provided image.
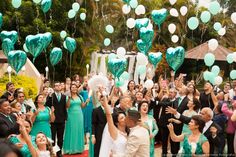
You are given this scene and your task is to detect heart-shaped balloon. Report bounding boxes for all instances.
[0,30,18,44]
[148,52,162,67]
[135,18,149,29]
[108,58,127,78]
[2,39,14,57]
[41,0,52,13]
[166,46,185,71]
[65,37,77,54]
[136,39,152,55]
[50,47,62,66]
[140,27,154,43]
[151,9,168,28]
[123,0,131,4]
[0,13,3,29]
[8,50,27,73]
[25,34,45,61]
[42,32,52,50]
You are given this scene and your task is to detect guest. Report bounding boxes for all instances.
[126,80,136,97]
[0,140,23,157]
[15,92,32,118]
[64,77,71,96]
[186,83,199,100]
[60,83,66,94]
[1,82,15,103]
[133,91,143,110]
[108,86,122,107]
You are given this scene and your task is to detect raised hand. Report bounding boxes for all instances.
[166,106,177,115]
[167,123,174,131]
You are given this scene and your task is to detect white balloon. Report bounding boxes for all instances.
[135,5,146,15]
[231,12,236,24]
[169,0,177,5]
[168,23,176,34]
[170,8,179,17]
[180,6,188,16]
[129,0,138,9]
[122,4,131,15]
[146,22,153,30]
[126,18,136,29]
[144,79,154,89]
[208,39,218,51]
[117,47,126,59]
[171,35,179,43]
[218,27,226,36]
[214,76,223,86]
[139,72,146,80]
[137,53,148,65]
[233,52,236,62]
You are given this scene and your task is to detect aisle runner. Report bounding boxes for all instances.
[63,150,88,157]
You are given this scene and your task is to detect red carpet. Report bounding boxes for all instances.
[63,150,88,157]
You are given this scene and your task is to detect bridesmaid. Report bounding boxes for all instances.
[30,94,55,139]
[63,83,89,154]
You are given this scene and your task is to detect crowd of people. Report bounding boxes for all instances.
[0,72,236,157]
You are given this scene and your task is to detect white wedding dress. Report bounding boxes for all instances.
[111,131,127,157]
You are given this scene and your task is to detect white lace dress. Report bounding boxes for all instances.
[111,131,127,157]
[38,150,50,157]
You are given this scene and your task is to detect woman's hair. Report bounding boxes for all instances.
[25,119,32,127]
[70,83,77,90]
[0,140,23,157]
[36,132,55,157]
[34,94,43,108]
[72,74,79,81]
[112,111,125,127]
[191,115,205,133]
[10,100,18,109]
[127,80,135,90]
[192,98,201,111]
[187,83,197,96]
[137,101,149,112]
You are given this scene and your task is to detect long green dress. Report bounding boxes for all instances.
[63,96,85,154]
[30,107,51,138]
[9,135,36,157]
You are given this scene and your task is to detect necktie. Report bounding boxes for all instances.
[178,97,182,107]
[57,93,61,101]
[7,116,13,123]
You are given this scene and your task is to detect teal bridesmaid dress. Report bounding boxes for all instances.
[9,135,36,157]
[63,96,85,154]
[30,107,51,138]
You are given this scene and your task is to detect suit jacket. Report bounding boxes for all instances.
[174,96,189,114]
[0,113,19,139]
[126,125,150,157]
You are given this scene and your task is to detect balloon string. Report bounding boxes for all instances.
[64,18,69,31]
[44,49,49,69]
[44,13,47,28]
[70,53,72,78]
[125,15,129,51]
[15,11,21,44]
[52,66,55,85]
[72,15,77,38]
[36,6,40,33]
[64,52,68,79]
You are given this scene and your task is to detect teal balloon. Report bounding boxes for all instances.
[25,34,45,61]
[108,58,127,78]
[115,78,125,87]
[41,0,52,13]
[12,0,21,9]
[80,13,86,21]
[129,0,138,8]
[72,2,80,12]
[140,27,154,43]
[2,39,14,57]
[208,72,216,85]
[0,30,18,44]
[65,37,76,54]
[151,9,168,28]
[68,9,76,19]
[0,13,3,29]
[8,50,27,73]
[203,71,210,81]
[211,65,220,76]
[108,53,116,60]
[200,11,211,23]
[166,46,185,71]
[230,70,236,80]
[60,31,67,39]
[105,25,114,34]
[187,17,199,30]
[209,1,220,15]
[148,52,162,67]
[136,39,152,55]
[135,18,149,29]
[204,53,215,67]
[23,43,29,52]
[227,54,234,64]
[137,65,146,75]
[123,0,131,4]
[213,22,222,31]
[120,71,130,80]
[50,47,62,66]
[42,32,52,50]
[104,38,111,46]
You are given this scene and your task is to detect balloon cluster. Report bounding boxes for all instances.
[103,25,114,47]
[203,65,222,86]
[67,2,86,21]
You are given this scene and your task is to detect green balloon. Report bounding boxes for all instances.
[211,65,220,76]
[23,43,29,52]
[65,37,76,54]
[204,53,215,67]
[137,65,146,75]
[120,71,130,80]
[12,0,21,9]
[209,1,220,15]
[115,78,125,87]
[230,70,236,80]
[187,17,199,30]
[129,0,138,9]
[8,50,27,73]
[0,30,18,44]
[41,0,52,13]
[227,54,234,64]
[104,38,111,46]
[105,25,114,34]
[213,22,222,31]
[68,9,76,19]
[0,13,3,29]
[108,58,127,78]
[50,47,62,66]
[203,71,210,81]
[33,0,41,4]
[200,11,211,23]
[2,39,14,57]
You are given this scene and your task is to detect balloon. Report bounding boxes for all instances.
[108,53,116,60]
[170,8,179,17]
[180,6,188,16]
[136,39,152,55]
[60,31,67,39]
[104,38,111,46]
[115,78,125,87]
[0,13,2,29]
[208,39,218,51]
[218,27,226,36]
[166,46,185,71]
[2,39,14,57]
[68,9,76,19]
[204,53,215,67]
[126,18,136,29]
[187,17,199,30]
[122,4,131,14]
[211,65,220,76]
[203,71,210,81]
[117,47,126,59]
[41,0,52,13]
[146,22,153,30]
[108,58,127,78]
[135,18,149,29]
[208,72,216,85]
[171,35,179,43]
[151,9,168,28]
[0,30,18,44]
[213,22,222,31]
[137,65,146,75]
[63,41,67,49]
[129,0,138,9]
[25,34,45,61]
[169,0,177,5]
[105,25,114,34]
[50,47,62,66]
[209,1,220,15]
[12,0,21,8]
[136,53,148,65]
[144,79,154,89]
[233,52,236,62]
[80,13,86,20]
[65,37,76,54]
[230,70,236,80]
[72,2,80,12]
[200,11,211,23]
[42,32,52,50]
[122,0,131,4]
[139,27,154,43]
[214,76,223,86]
[148,52,162,67]
[8,50,27,73]
[135,5,145,15]
[33,0,41,4]
[23,43,29,52]
[227,54,234,64]
[120,71,130,80]
[168,23,176,34]
[231,12,236,24]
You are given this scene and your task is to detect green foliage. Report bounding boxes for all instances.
[0,74,38,99]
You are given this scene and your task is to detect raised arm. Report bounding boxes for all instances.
[167,123,184,142]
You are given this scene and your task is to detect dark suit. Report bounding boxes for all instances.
[0,113,19,139]
[92,106,107,157]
